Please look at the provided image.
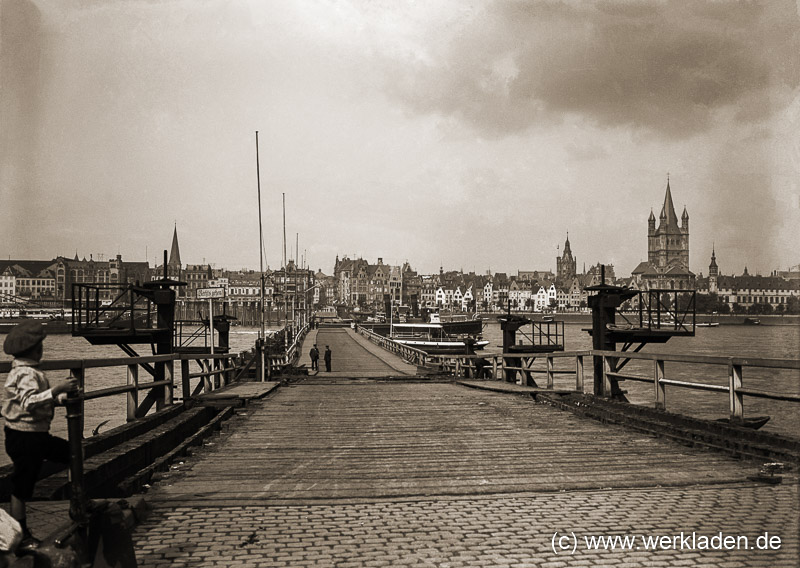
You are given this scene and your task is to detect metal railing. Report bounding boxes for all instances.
[71,283,154,333]
[618,288,696,332]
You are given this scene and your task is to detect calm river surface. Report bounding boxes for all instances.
[0,322,798,466]
[480,322,800,439]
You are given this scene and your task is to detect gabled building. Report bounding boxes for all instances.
[420,275,437,309]
[401,262,422,312]
[493,273,509,309]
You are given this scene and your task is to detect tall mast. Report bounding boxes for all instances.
[255,131,265,341]
[282,193,287,326]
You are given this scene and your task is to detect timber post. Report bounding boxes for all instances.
[586,265,637,399]
[66,364,88,528]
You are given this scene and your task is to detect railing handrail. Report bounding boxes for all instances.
[587,349,800,370]
[1,347,259,429]
[357,329,799,423]
[0,351,244,373]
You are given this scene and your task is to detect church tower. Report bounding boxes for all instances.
[708,245,718,293]
[556,233,577,284]
[647,176,689,272]
[167,224,183,283]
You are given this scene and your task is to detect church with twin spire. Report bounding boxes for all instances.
[631,177,696,291]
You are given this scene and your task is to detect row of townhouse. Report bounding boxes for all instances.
[333,256,402,309]
[698,272,800,310]
[201,261,329,315]
[332,256,616,313]
[1,255,151,304]
[0,254,332,323]
[418,264,612,312]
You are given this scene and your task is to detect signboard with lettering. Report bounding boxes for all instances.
[196,287,225,299]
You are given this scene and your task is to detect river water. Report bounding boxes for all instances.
[0,323,798,466]
[479,322,800,439]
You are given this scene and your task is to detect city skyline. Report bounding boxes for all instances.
[2,1,798,277]
[1,237,791,282]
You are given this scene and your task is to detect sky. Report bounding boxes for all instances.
[1,0,798,278]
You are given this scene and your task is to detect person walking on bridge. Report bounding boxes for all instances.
[324,345,332,372]
[309,344,319,371]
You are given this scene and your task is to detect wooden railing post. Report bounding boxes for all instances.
[602,355,612,397]
[65,365,87,526]
[546,356,554,389]
[126,363,138,422]
[575,355,584,393]
[181,358,191,400]
[654,359,666,410]
[203,359,212,393]
[492,356,498,380]
[256,340,264,382]
[153,361,163,411]
[165,359,174,406]
[729,361,744,423]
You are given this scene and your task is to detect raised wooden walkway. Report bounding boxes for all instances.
[130,330,799,567]
[296,327,418,378]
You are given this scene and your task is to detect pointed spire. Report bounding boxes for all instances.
[659,175,678,227]
[168,224,182,267]
[681,205,689,220]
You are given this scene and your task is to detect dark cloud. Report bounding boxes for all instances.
[385,0,799,139]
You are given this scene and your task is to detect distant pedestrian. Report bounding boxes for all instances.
[324,346,332,372]
[309,344,319,371]
[2,320,78,552]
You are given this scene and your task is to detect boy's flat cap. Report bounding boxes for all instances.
[3,320,47,356]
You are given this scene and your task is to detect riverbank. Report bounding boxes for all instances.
[476,312,800,326]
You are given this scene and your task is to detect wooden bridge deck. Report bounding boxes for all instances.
[296,327,419,377]
[130,329,799,566]
[146,381,760,507]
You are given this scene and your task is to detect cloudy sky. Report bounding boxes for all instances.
[2,0,798,277]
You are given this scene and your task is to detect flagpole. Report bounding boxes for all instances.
[256,131,266,342]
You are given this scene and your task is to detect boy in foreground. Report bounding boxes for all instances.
[2,320,78,550]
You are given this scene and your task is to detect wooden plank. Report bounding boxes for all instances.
[146,382,757,506]
[197,382,280,401]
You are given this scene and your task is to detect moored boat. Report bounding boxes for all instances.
[696,312,719,327]
[390,323,488,354]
